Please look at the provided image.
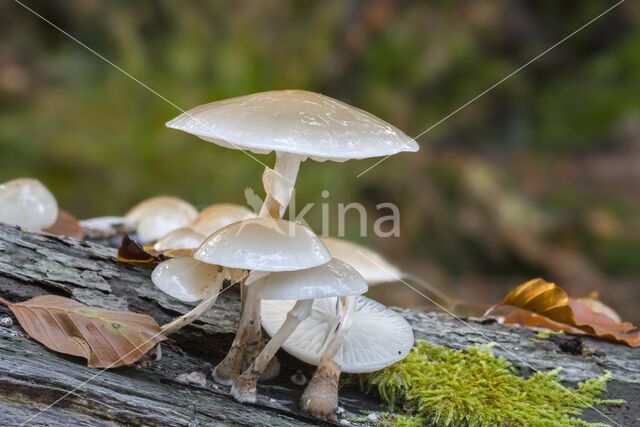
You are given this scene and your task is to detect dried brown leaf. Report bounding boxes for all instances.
[43,209,83,239]
[487,278,640,347]
[1,295,165,367]
[117,235,166,264]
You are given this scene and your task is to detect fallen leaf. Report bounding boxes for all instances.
[574,293,622,323]
[1,295,165,367]
[486,278,640,347]
[43,209,83,239]
[502,310,583,334]
[117,235,167,264]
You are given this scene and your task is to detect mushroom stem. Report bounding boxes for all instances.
[160,266,233,337]
[160,290,220,336]
[213,272,264,385]
[229,152,304,378]
[259,152,302,218]
[300,295,357,419]
[231,299,314,403]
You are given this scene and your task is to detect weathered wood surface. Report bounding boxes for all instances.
[0,224,638,426]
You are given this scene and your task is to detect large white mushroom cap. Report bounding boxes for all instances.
[261,296,414,373]
[125,196,198,243]
[191,203,257,236]
[321,237,403,285]
[0,178,58,230]
[194,217,330,272]
[151,257,225,302]
[166,90,419,162]
[252,259,367,300]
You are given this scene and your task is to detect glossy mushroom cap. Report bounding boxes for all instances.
[151,257,225,302]
[0,178,58,230]
[320,237,403,285]
[154,227,206,251]
[125,196,198,243]
[166,90,418,162]
[191,203,257,236]
[194,217,330,272]
[252,259,367,300]
[262,296,414,373]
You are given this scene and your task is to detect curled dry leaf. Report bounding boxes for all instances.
[486,278,640,347]
[117,235,167,264]
[43,209,83,240]
[0,295,165,367]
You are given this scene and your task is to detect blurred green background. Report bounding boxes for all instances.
[1,1,639,322]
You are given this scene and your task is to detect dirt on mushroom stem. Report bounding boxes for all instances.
[300,295,356,419]
[214,152,302,384]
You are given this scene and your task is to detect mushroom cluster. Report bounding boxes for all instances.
[142,90,419,419]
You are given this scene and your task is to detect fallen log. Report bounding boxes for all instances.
[0,224,637,425]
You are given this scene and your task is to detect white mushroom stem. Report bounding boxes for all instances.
[160,280,232,336]
[213,271,267,384]
[300,295,357,419]
[231,299,314,403]
[215,152,304,384]
[259,152,302,218]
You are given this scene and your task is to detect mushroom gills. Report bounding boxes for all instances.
[262,296,414,418]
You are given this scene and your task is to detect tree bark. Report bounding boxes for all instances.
[0,224,637,426]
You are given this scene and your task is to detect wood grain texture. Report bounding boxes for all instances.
[0,224,638,426]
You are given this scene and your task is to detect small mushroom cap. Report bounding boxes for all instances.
[194,217,330,272]
[321,237,403,285]
[261,296,414,373]
[166,90,418,162]
[154,227,206,251]
[191,203,257,236]
[151,257,224,302]
[253,259,367,300]
[0,178,58,230]
[125,196,198,243]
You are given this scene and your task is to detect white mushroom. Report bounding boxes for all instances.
[194,217,331,385]
[151,257,244,335]
[79,216,137,239]
[166,90,419,400]
[125,196,198,243]
[154,227,206,251]
[321,236,454,308]
[320,236,404,285]
[191,203,257,236]
[262,296,414,418]
[230,258,367,403]
[166,90,419,218]
[0,178,58,230]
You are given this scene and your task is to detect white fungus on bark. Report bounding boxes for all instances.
[125,196,198,243]
[0,178,58,230]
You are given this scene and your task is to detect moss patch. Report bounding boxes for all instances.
[352,340,622,426]
[536,329,564,339]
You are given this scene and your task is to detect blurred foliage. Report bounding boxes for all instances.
[1,1,639,321]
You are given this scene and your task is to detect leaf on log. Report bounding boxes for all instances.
[0,295,165,367]
[117,235,167,264]
[486,278,640,347]
[43,209,83,239]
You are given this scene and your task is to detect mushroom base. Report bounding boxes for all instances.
[299,359,341,420]
[240,323,280,381]
[230,365,260,403]
[212,340,246,385]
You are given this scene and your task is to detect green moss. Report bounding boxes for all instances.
[353,340,622,427]
[536,329,564,339]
